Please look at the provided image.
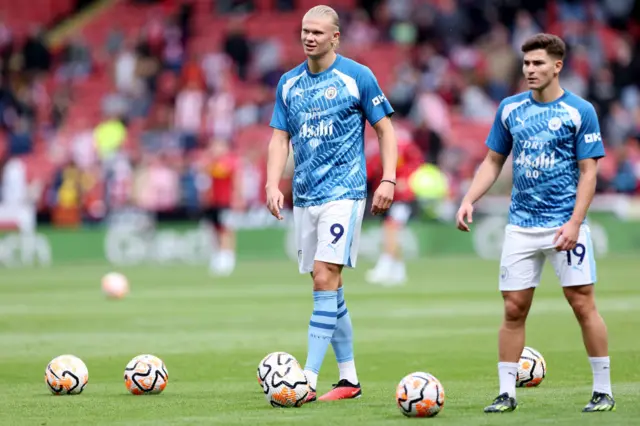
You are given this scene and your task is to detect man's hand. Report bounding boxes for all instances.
[266,185,284,220]
[553,219,581,252]
[371,180,395,215]
[456,202,474,232]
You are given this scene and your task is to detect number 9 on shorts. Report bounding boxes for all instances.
[293,199,366,274]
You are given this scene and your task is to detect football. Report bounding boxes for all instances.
[45,354,89,395]
[257,351,302,389]
[257,352,309,407]
[124,354,169,395]
[101,272,129,299]
[517,346,546,387]
[396,372,445,417]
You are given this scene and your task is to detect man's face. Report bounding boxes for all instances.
[301,16,339,60]
[522,49,563,90]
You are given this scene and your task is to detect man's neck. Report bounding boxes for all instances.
[531,81,564,103]
[307,51,337,74]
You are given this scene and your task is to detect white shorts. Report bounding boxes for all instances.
[499,224,597,291]
[293,199,366,274]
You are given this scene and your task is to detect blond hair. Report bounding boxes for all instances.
[304,5,340,49]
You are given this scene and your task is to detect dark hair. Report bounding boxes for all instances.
[521,33,566,60]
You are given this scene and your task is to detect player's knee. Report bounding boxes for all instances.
[565,285,597,321]
[568,294,596,322]
[312,262,341,291]
[503,296,529,323]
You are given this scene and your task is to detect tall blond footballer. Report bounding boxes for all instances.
[265,5,398,402]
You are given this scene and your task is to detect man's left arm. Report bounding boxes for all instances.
[358,67,396,214]
[373,117,398,185]
[570,158,598,225]
[554,103,605,251]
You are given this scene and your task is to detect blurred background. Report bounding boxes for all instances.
[3,3,640,421]
[0,0,639,267]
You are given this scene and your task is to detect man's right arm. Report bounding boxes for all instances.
[461,150,508,205]
[457,100,512,231]
[266,129,291,189]
[463,99,513,204]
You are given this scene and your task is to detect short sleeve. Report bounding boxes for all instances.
[576,103,605,161]
[485,101,513,156]
[358,67,394,126]
[269,76,288,132]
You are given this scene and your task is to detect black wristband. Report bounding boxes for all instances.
[381,179,396,186]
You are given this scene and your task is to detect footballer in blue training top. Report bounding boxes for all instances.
[456,33,615,414]
[270,54,393,207]
[265,5,398,403]
[486,90,604,228]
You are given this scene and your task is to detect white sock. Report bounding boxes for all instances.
[498,362,518,398]
[304,370,318,390]
[589,356,612,396]
[221,250,235,269]
[212,250,235,274]
[338,360,359,385]
[376,253,393,271]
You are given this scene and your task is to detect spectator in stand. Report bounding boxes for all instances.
[0,18,13,76]
[174,78,205,150]
[8,117,33,155]
[94,113,127,163]
[216,0,254,14]
[223,17,251,81]
[134,151,179,212]
[56,34,92,83]
[21,26,51,78]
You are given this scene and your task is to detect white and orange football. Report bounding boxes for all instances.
[101,272,129,299]
[396,371,445,417]
[45,354,89,395]
[517,346,547,387]
[124,354,168,395]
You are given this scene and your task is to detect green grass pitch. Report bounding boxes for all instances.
[1,256,639,425]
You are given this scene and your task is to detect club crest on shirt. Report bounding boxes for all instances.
[548,116,562,131]
[324,86,338,100]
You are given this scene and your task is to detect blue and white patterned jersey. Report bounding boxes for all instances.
[270,54,394,207]
[486,90,605,228]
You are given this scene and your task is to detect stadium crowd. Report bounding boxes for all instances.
[0,0,639,226]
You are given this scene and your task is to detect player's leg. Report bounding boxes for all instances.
[564,285,614,411]
[206,208,223,275]
[366,202,410,285]
[365,216,394,283]
[213,210,236,276]
[312,199,365,401]
[293,206,322,402]
[304,260,342,399]
[329,274,359,391]
[485,226,544,413]
[547,225,614,411]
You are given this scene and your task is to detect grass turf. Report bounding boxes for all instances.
[1,256,638,425]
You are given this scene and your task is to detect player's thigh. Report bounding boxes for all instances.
[546,224,597,287]
[499,225,546,291]
[314,199,366,268]
[294,206,318,274]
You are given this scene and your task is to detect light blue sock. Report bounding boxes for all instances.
[331,287,354,363]
[304,291,338,379]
